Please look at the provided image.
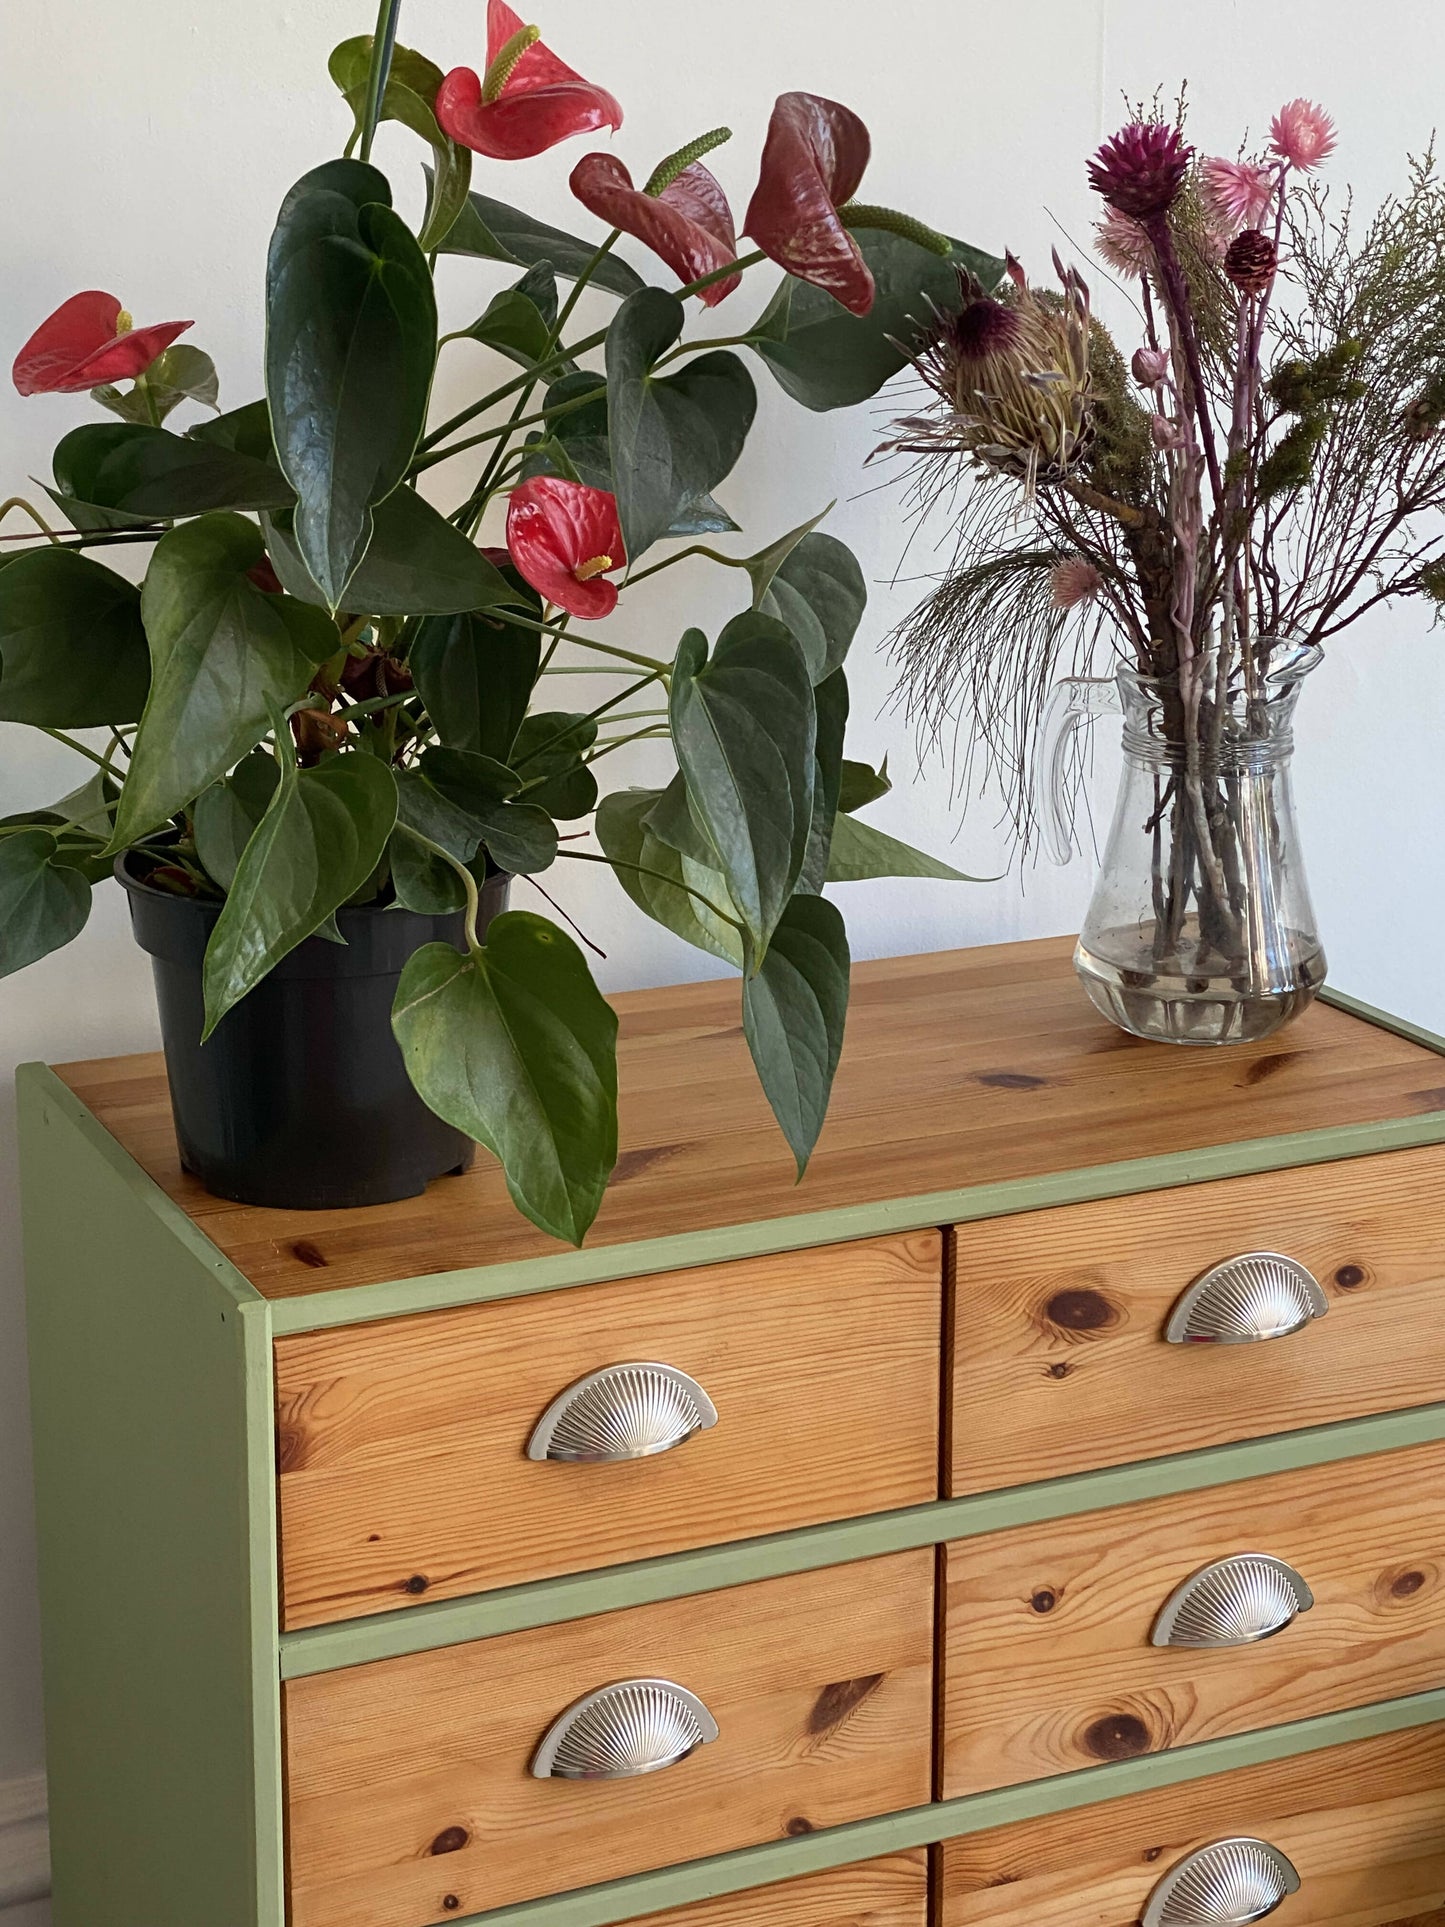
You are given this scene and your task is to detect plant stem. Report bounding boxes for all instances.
[412,388,597,476]
[0,497,62,543]
[393,821,483,950]
[358,0,404,163]
[503,609,669,673]
[37,727,113,773]
[512,670,666,773]
[556,846,743,931]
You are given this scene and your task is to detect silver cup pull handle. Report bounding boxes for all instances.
[526,1362,718,1463]
[1165,1252,1328,1345]
[1142,1836,1300,1926]
[530,1678,720,1780]
[1152,1553,1314,1649]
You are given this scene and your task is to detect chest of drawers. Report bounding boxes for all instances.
[20,934,1445,1927]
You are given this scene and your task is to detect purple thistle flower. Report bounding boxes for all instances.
[1087,122,1193,220]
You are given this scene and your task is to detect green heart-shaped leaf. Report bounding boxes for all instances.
[825,810,981,882]
[595,787,743,967]
[392,912,619,1245]
[606,289,756,559]
[838,755,891,813]
[742,891,850,1175]
[193,748,282,892]
[457,261,563,368]
[752,230,1005,412]
[0,828,92,978]
[114,513,335,845]
[265,159,437,609]
[329,38,472,251]
[668,612,816,961]
[409,590,542,756]
[92,344,220,425]
[52,422,293,519]
[797,667,848,896]
[0,548,150,726]
[509,711,598,820]
[263,488,520,617]
[438,186,645,299]
[189,400,277,461]
[758,531,866,682]
[202,750,398,1033]
[418,749,558,874]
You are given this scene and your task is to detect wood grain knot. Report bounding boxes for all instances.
[441,1898,461,1913]
[402,1574,430,1596]
[1377,1563,1434,1605]
[290,1239,329,1268]
[1333,1263,1369,1289]
[430,1827,469,1856]
[1030,1589,1057,1614]
[1081,1712,1152,1761]
[785,1816,815,1836]
[276,1430,308,1473]
[1143,1846,1166,1863]
[808,1672,884,1736]
[1044,1288,1119,1333]
[1046,1361,1073,1379]
[977,1070,1048,1090]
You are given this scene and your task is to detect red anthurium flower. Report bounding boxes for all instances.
[506,476,625,620]
[571,154,740,305]
[743,92,874,316]
[436,0,622,162]
[12,291,192,397]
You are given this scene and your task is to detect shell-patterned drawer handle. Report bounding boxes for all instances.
[1142,1836,1300,1927]
[530,1678,719,1780]
[1164,1252,1329,1345]
[1152,1553,1314,1649]
[526,1362,719,1463]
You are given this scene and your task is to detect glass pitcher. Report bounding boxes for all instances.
[1040,640,1326,1046]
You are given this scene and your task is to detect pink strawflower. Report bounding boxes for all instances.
[1050,557,1103,610]
[1094,208,1153,276]
[1131,345,1170,386]
[1269,99,1337,171]
[1202,157,1276,232]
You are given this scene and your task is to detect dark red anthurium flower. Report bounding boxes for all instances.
[506,476,626,620]
[436,0,622,162]
[12,291,193,397]
[570,154,740,306]
[743,92,874,316]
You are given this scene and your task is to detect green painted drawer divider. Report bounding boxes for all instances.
[281,1390,1445,1676]
[428,1685,1445,1927]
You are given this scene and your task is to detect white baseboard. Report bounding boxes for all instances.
[0,1774,49,1910]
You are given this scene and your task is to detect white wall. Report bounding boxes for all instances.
[3,0,1443,1905]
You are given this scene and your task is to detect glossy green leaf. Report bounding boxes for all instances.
[825,809,980,882]
[668,612,815,961]
[202,750,398,1033]
[263,489,520,617]
[741,504,833,605]
[838,755,890,812]
[0,829,92,978]
[437,184,645,298]
[409,592,542,756]
[392,911,618,1245]
[115,513,335,845]
[606,289,757,559]
[457,262,561,368]
[193,749,281,892]
[0,548,150,725]
[329,38,472,251]
[595,786,743,967]
[759,532,866,682]
[389,827,468,914]
[52,422,293,518]
[752,230,1005,412]
[797,666,848,896]
[420,747,558,874]
[742,891,850,1175]
[510,711,598,820]
[91,345,220,425]
[189,399,277,461]
[265,159,437,609]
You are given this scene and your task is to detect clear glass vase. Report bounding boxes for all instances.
[1042,640,1326,1046]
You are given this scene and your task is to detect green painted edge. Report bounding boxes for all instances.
[242,1293,287,1927]
[281,1391,1445,1677]
[369,1685,1445,1927]
[1320,983,1445,1056]
[15,1062,264,1312]
[270,1105,1445,1336]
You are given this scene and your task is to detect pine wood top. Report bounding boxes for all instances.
[54,936,1445,1300]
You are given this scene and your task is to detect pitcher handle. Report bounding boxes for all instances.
[1037,676,1121,865]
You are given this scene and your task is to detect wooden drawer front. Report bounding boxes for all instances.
[937,1719,1445,1926]
[941,1437,1445,1798]
[949,1144,1445,1495]
[639,1852,928,1926]
[285,1550,935,1927]
[276,1232,941,1629]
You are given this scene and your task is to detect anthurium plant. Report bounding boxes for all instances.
[0,0,995,1244]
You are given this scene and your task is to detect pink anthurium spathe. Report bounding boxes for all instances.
[506,476,626,620]
[436,0,622,162]
[743,92,874,316]
[13,291,193,397]
[571,154,740,305]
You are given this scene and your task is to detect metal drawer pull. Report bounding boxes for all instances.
[1164,1252,1328,1345]
[530,1678,719,1780]
[1152,1553,1314,1649]
[526,1362,718,1463]
[1142,1836,1300,1926]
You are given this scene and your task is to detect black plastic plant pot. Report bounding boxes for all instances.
[119,858,509,1211]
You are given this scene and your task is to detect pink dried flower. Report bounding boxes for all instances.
[1150,412,1188,451]
[1087,121,1193,220]
[1269,99,1337,172]
[947,293,1024,362]
[1131,345,1170,386]
[1050,557,1103,610]
[1201,157,1276,233]
[1094,208,1153,276]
